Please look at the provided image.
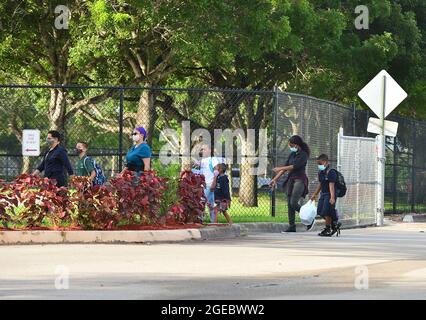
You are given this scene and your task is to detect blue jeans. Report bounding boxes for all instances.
[204,187,215,223]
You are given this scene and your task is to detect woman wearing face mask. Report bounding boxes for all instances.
[269,135,310,232]
[122,127,152,175]
[32,130,74,187]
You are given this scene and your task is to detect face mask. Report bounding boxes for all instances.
[214,170,220,177]
[289,147,298,153]
[76,148,84,154]
[132,135,141,142]
[318,164,327,171]
[46,138,54,146]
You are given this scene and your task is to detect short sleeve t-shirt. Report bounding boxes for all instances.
[214,175,231,201]
[76,156,95,177]
[319,168,338,194]
[126,143,152,169]
[200,156,224,187]
[285,150,308,178]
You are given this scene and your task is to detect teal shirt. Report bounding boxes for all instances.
[126,143,152,169]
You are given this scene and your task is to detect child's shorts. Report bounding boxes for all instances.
[215,200,230,213]
[317,193,338,221]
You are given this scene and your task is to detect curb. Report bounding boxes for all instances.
[0,225,242,245]
[199,225,243,240]
[237,220,377,234]
[403,214,426,223]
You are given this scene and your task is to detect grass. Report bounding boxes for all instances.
[384,202,426,213]
[216,192,295,223]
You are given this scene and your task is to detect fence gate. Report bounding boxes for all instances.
[337,128,378,227]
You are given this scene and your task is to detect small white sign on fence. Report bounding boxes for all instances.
[22,129,40,157]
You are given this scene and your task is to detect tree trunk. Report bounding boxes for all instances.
[48,88,67,134]
[21,156,31,174]
[238,136,258,207]
[136,89,157,145]
[180,121,192,171]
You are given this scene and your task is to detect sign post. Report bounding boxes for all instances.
[358,70,407,226]
[377,75,386,226]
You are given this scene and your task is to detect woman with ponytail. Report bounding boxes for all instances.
[269,135,310,232]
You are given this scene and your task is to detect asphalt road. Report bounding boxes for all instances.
[0,222,425,300]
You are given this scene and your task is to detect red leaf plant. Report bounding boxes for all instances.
[166,171,206,224]
[9,174,71,227]
[69,176,119,230]
[0,179,16,227]
[109,170,168,225]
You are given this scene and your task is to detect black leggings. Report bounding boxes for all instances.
[287,179,305,227]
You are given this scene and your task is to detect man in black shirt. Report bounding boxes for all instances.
[32,130,74,187]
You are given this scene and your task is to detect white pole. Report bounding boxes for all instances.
[356,139,360,225]
[377,76,386,226]
[337,128,343,217]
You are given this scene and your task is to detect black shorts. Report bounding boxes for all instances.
[317,193,338,221]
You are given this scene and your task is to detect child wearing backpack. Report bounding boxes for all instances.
[310,154,343,237]
[211,163,233,225]
[75,142,106,186]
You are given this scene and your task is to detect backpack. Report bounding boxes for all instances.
[329,169,347,198]
[83,156,106,186]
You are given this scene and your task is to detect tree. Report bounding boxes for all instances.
[0,0,122,134]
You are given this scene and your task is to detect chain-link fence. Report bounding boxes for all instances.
[273,92,355,220]
[337,132,377,227]
[0,84,425,223]
[0,85,276,223]
[355,110,426,214]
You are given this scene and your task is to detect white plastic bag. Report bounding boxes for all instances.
[299,200,317,225]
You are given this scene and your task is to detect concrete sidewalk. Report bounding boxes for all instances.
[0,222,425,299]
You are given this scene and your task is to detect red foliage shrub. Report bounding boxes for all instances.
[2,170,207,229]
[69,176,119,230]
[10,174,71,227]
[109,170,168,225]
[0,179,15,227]
[167,171,206,224]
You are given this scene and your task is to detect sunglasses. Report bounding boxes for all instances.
[132,132,139,136]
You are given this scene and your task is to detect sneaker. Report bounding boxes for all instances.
[331,221,342,237]
[318,227,332,237]
[306,219,316,231]
[282,225,296,233]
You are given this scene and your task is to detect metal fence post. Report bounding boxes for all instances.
[118,88,124,173]
[351,102,357,136]
[411,121,416,212]
[6,156,9,181]
[271,86,278,217]
[392,137,397,214]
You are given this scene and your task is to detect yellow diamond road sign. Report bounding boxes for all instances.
[358,70,407,119]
